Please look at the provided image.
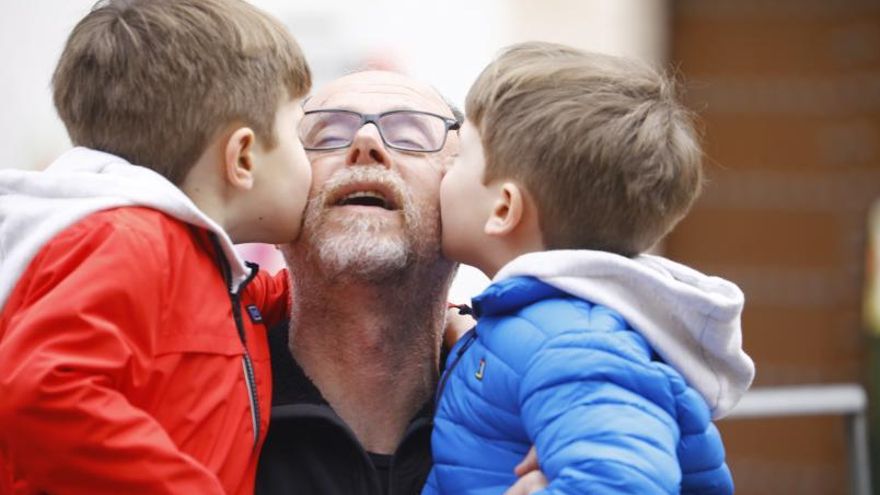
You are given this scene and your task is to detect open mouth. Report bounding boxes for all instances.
[331,184,400,211]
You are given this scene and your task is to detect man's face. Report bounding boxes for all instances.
[288,71,458,281]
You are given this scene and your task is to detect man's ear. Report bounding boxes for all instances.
[484,182,525,237]
[224,126,256,190]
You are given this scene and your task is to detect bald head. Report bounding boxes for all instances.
[305,71,456,120]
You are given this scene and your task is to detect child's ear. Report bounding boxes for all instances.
[224,126,256,190]
[484,182,525,237]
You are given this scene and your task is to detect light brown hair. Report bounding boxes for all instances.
[466,41,702,256]
[53,0,311,185]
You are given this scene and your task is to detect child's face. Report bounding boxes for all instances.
[439,121,495,273]
[250,97,312,243]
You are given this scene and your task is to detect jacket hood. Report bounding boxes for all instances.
[0,147,250,310]
[492,250,755,418]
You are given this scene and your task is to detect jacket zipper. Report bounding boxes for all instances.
[433,330,478,408]
[388,456,395,495]
[207,232,262,450]
[230,287,261,450]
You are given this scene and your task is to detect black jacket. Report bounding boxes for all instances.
[256,322,435,495]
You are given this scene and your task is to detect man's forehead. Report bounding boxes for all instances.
[306,71,451,116]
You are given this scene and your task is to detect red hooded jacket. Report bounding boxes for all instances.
[0,149,289,494]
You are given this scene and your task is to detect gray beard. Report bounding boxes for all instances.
[309,210,411,280]
[292,167,440,282]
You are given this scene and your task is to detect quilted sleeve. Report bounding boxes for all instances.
[517,322,683,494]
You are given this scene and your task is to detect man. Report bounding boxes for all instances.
[257,70,548,495]
[255,70,461,495]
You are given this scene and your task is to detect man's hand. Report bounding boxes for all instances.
[503,447,548,495]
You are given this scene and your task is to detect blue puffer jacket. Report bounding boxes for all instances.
[424,251,755,494]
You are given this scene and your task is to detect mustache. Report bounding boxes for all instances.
[312,166,411,211]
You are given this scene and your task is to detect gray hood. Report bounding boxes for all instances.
[494,250,755,418]
[0,147,250,310]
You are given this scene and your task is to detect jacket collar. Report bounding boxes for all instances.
[0,147,252,309]
[471,277,567,319]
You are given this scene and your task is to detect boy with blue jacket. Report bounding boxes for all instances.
[424,42,755,494]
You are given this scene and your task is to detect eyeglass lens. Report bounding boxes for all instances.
[300,111,449,152]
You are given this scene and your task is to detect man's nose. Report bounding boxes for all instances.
[345,123,392,168]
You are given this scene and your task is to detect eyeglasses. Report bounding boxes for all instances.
[299,109,460,153]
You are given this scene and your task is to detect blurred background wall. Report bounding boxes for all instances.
[667,2,880,493]
[3,1,880,493]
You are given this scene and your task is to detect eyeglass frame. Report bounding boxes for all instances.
[299,108,461,153]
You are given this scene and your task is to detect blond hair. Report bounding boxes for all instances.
[466,41,702,256]
[53,0,311,185]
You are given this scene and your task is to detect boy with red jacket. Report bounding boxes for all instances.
[0,1,312,493]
